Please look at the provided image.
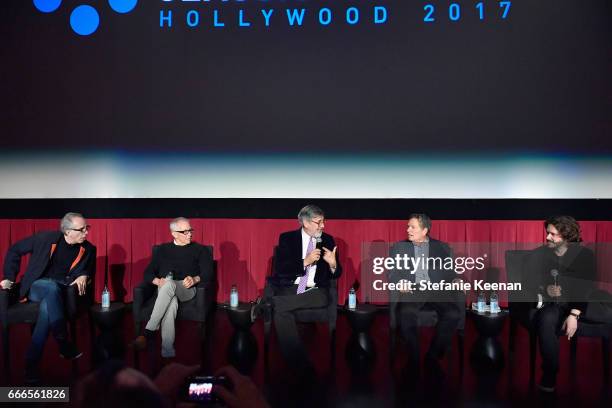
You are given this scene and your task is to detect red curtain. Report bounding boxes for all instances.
[1,219,611,306]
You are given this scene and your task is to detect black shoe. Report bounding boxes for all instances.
[24,364,41,385]
[538,371,556,393]
[401,360,421,385]
[424,354,445,386]
[250,297,267,322]
[59,342,83,360]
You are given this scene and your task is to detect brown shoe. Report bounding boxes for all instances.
[131,335,147,351]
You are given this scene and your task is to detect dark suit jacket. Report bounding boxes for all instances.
[524,244,596,313]
[3,231,96,298]
[388,238,456,285]
[270,229,342,288]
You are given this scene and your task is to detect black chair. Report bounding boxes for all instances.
[132,245,216,356]
[388,289,466,372]
[505,249,611,385]
[263,247,338,363]
[0,281,91,377]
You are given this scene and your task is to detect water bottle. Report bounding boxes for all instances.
[490,291,499,313]
[348,287,357,310]
[166,271,174,281]
[477,291,486,312]
[101,285,110,309]
[230,285,239,308]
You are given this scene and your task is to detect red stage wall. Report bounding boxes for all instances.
[1,219,611,306]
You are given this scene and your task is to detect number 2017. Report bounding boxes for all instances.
[424,1,511,23]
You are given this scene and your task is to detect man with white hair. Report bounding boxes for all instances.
[132,217,213,359]
[1,212,96,383]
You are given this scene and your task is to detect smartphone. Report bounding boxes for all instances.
[183,375,227,404]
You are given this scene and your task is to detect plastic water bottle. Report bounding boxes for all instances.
[166,271,174,281]
[477,291,486,312]
[490,291,499,313]
[348,287,357,310]
[230,285,239,308]
[101,285,110,309]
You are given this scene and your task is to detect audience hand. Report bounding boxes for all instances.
[214,366,270,408]
[153,277,167,287]
[154,363,200,404]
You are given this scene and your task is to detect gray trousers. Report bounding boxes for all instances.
[145,280,196,357]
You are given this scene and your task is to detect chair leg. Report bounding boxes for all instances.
[570,335,578,371]
[509,318,517,354]
[602,337,610,385]
[329,327,336,369]
[263,320,271,361]
[529,330,537,383]
[457,332,465,375]
[2,326,9,377]
[389,328,396,363]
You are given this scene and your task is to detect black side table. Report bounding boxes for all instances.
[468,308,508,372]
[345,303,377,373]
[89,302,126,364]
[220,302,257,373]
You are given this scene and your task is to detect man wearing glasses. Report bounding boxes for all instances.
[259,205,342,372]
[1,212,96,383]
[132,217,213,360]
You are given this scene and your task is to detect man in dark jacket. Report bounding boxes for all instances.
[1,212,96,382]
[265,204,342,370]
[524,215,596,392]
[388,213,462,377]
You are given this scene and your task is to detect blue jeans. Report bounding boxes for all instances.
[26,279,68,364]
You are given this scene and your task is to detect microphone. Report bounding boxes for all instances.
[550,269,559,303]
[315,234,323,250]
[550,269,559,286]
[314,233,323,263]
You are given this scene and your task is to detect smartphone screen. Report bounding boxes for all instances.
[185,376,225,403]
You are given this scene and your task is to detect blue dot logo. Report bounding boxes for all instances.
[70,5,100,36]
[108,0,138,14]
[33,0,62,13]
[34,0,138,37]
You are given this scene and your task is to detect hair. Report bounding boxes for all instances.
[298,205,325,225]
[73,360,165,408]
[408,213,432,235]
[544,215,582,242]
[169,217,190,231]
[60,212,84,233]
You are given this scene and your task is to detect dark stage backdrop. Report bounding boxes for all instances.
[2,0,611,153]
[1,1,611,199]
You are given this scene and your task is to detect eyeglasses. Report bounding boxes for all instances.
[70,225,91,233]
[310,219,325,227]
[174,229,194,235]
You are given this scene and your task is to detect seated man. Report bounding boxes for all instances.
[1,212,96,383]
[388,213,462,379]
[133,217,213,359]
[261,204,342,371]
[524,215,596,392]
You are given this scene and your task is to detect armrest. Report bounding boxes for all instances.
[65,284,78,318]
[195,281,215,319]
[133,281,156,321]
[327,280,338,329]
[0,288,9,327]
